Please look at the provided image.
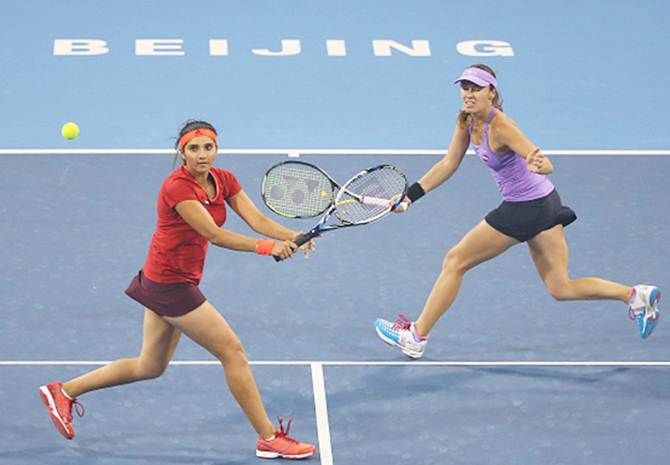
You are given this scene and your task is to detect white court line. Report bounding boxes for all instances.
[1,148,670,156]
[311,363,334,465]
[0,360,668,366]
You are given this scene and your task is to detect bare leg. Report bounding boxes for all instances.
[414,221,518,336]
[63,309,181,398]
[163,302,275,439]
[527,225,631,301]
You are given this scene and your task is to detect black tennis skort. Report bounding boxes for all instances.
[484,189,577,242]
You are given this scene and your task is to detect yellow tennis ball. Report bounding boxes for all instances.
[321,190,327,198]
[61,122,80,140]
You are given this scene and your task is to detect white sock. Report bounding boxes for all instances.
[411,324,427,342]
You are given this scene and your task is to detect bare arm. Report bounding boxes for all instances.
[414,120,470,194]
[492,116,554,174]
[226,190,299,241]
[174,200,298,258]
[390,119,470,213]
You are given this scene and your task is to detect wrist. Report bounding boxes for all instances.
[255,239,276,255]
[406,182,426,203]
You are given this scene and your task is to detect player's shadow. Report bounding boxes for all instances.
[468,365,630,383]
[0,445,252,465]
[326,365,637,405]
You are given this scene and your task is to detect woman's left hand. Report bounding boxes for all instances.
[527,148,548,174]
[292,233,317,259]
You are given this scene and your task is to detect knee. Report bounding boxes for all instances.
[134,358,169,380]
[219,340,249,367]
[442,248,469,274]
[546,280,573,301]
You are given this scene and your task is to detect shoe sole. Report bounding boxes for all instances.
[641,314,660,338]
[375,325,424,359]
[642,289,661,338]
[39,386,74,440]
[256,449,315,459]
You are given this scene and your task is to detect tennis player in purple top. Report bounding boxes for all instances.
[375,64,661,358]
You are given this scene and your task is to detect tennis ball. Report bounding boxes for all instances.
[61,122,80,140]
[321,190,327,198]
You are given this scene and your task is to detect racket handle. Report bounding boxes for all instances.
[273,232,319,262]
[361,196,391,207]
[294,231,318,247]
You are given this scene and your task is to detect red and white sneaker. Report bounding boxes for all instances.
[38,381,84,440]
[256,417,317,460]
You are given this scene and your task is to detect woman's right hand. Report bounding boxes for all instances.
[388,194,411,213]
[272,240,298,260]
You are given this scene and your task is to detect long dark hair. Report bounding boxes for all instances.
[173,120,218,166]
[457,64,504,129]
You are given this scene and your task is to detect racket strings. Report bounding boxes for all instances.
[263,164,333,218]
[336,167,407,223]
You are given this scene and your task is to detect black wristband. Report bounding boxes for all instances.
[406,182,426,203]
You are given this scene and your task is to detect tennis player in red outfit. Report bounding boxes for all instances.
[39,120,317,460]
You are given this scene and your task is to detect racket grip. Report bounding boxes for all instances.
[273,232,319,262]
[294,232,318,247]
[361,196,391,207]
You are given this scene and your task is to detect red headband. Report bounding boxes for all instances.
[178,128,218,150]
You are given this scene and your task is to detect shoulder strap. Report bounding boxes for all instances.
[485,107,496,125]
[483,107,497,136]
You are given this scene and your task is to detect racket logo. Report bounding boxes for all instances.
[269,176,322,206]
[262,161,335,219]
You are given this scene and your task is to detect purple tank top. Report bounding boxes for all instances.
[470,108,554,202]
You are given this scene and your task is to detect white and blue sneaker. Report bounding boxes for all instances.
[628,285,661,339]
[374,314,428,359]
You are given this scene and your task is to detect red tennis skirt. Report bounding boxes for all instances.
[125,270,207,317]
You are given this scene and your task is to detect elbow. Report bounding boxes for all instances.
[205,230,225,246]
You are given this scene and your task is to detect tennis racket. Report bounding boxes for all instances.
[261,161,408,261]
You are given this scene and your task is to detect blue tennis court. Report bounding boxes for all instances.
[1,1,669,464]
